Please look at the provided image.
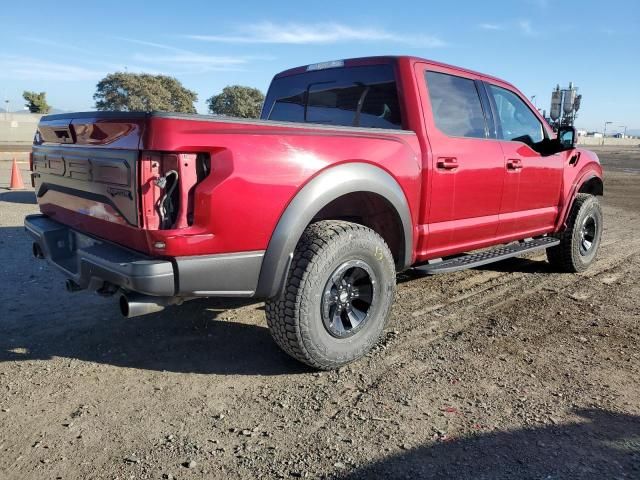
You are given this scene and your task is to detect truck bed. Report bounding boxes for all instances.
[32,111,421,257]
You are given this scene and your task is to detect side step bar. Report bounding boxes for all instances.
[414,237,560,275]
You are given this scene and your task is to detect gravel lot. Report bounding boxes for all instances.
[1,146,639,479]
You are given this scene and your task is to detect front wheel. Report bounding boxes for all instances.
[265,220,396,370]
[547,193,603,273]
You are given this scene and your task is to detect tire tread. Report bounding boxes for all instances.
[265,220,394,369]
[547,193,602,273]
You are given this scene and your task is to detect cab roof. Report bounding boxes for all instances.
[273,55,514,89]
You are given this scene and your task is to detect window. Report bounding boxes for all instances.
[488,84,544,144]
[425,71,487,138]
[262,64,402,129]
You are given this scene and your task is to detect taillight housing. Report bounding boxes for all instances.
[139,152,210,230]
[29,151,35,188]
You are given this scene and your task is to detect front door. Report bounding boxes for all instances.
[484,83,564,238]
[416,65,505,259]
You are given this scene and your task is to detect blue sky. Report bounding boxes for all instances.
[0,0,637,132]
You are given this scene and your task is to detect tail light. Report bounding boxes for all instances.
[29,151,35,188]
[140,152,210,230]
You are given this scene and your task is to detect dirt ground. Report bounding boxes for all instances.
[1,146,639,480]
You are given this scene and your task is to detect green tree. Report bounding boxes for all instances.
[23,91,51,114]
[94,72,197,113]
[207,85,264,118]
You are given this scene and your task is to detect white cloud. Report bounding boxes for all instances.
[119,37,252,73]
[527,0,549,8]
[132,53,247,72]
[187,22,446,48]
[117,37,192,54]
[517,20,537,36]
[478,23,503,30]
[8,38,177,79]
[0,55,104,81]
[478,19,541,37]
[19,36,93,54]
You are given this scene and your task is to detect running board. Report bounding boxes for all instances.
[414,237,560,275]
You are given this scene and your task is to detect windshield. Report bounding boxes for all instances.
[261,64,403,130]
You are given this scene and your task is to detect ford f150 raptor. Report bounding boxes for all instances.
[25,56,604,369]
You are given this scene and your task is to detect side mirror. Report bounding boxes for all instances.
[558,126,577,149]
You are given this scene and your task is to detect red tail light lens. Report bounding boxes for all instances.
[29,152,35,187]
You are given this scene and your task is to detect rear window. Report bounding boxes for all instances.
[425,71,487,139]
[261,64,403,130]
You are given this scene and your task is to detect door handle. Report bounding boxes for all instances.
[507,159,523,170]
[437,158,458,170]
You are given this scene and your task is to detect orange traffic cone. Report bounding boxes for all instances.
[9,158,26,190]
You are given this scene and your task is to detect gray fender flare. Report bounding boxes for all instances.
[255,162,413,298]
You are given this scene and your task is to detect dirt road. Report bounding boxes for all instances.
[1,147,639,479]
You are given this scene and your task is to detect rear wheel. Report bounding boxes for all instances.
[265,220,396,370]
[547,193,603,272]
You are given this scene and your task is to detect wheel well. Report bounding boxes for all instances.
[311,192,405,267]
[578,176,603,196]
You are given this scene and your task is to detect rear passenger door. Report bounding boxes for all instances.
[485,83,564,238]
[416,65,506,258]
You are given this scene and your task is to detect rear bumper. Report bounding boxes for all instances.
[24,214,264,297]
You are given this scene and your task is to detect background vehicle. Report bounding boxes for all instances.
[25,56,603,369]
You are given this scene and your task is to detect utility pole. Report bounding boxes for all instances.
[603,121,612,146]
[619,125,627,138]
[1,83,11,119]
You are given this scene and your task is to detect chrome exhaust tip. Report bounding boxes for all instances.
[32,242,44,259]
[65,279,82,293]
[119,293,180,318]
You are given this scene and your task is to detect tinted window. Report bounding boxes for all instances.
[262,65,402,129]
[425,71,486,138]
[488,85,544,143]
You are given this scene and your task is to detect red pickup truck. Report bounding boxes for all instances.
[25,56,603,369]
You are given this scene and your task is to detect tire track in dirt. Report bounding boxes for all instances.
[391,239,640,358]
[309,244,640,454]
[249,198,640,447]
[344,203,640,392]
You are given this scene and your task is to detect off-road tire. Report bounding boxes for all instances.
[547,193,603,273]
[265,220,396,370]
